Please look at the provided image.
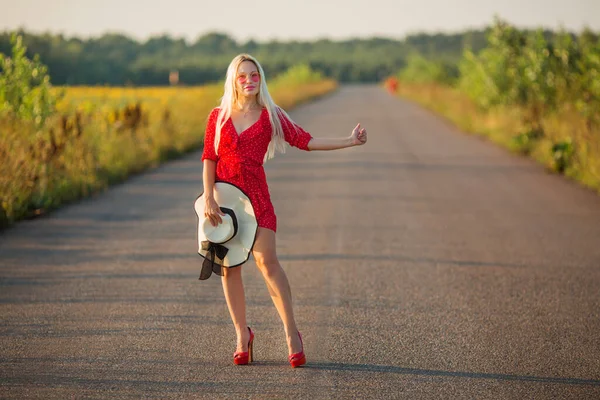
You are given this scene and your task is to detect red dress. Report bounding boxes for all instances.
[201,107,313,232]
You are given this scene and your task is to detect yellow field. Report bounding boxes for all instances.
[1,77,338,227]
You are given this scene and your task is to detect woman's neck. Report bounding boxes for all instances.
[236,96,259,111]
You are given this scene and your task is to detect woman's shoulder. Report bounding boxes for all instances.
[207,107,221,123]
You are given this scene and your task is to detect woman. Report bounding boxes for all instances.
[201,54,367,367]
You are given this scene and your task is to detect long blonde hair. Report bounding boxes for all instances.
[214,54,296,161]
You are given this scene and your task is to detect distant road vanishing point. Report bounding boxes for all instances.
[1,85,599,399]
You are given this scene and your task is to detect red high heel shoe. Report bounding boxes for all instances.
[288,331,306,368]
[233,327,254,365]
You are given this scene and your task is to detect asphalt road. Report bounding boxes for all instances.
[1,85,599,399]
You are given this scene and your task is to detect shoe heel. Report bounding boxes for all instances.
[248,327,254,364]
[248,340,253,363]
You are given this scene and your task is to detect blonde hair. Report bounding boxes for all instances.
[214,53,296,161]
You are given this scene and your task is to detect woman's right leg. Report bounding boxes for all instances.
[221,266,250,353]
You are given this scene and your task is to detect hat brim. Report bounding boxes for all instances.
[194,181,258,268]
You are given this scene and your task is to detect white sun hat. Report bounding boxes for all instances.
[194,181,258,280]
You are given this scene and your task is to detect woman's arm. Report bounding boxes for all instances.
[307,136,354,151]
[203,159,217,196]
[307,123,368,151]
[201,108,226,226]
[203,158,225,226]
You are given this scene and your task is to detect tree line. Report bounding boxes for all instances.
[0,28,491,85]
[2,23,591,86]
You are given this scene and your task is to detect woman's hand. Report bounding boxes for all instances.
[350,123,367,146]
[204,195,226,227]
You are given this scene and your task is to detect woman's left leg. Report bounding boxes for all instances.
[221,266,251,354]
[252,227,303,355]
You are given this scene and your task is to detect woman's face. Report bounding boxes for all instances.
[236,61,260,98]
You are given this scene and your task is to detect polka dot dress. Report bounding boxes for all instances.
[201,107,313,232]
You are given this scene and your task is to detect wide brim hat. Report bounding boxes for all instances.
[194,181,258,280]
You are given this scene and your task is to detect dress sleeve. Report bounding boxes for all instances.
[279,109,313,151]
[201,108,220,162]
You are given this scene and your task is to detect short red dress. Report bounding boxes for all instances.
[201,107,313,232]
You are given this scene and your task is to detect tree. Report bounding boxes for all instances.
[0,33,60,126]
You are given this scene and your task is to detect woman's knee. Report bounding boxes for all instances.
[255,254,281,278]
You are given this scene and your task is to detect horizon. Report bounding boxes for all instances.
[2,22,596,45]
[1,0,598,43]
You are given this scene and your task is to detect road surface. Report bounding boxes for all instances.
[1,85,599,399]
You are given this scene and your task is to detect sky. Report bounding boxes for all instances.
[1,0,599,42]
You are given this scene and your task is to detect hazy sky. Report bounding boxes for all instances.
[1,0,599,42]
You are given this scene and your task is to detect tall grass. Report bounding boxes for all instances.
[394,82,600,193]
[1,73,337,228]
[389,19,600,195]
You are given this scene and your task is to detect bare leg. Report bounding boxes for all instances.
[221,266,250,353]
[252,227,303,355]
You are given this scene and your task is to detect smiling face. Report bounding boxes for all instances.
[236,60,261,98]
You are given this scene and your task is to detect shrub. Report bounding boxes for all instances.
[0,33,62,126]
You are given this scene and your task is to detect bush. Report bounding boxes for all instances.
[392,19,600,194]
[271,64,323,85]
[458,18,600,136]
[399,53,458,85]
[0,33,62,126]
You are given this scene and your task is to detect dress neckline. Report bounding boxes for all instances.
[230,108,266,137]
